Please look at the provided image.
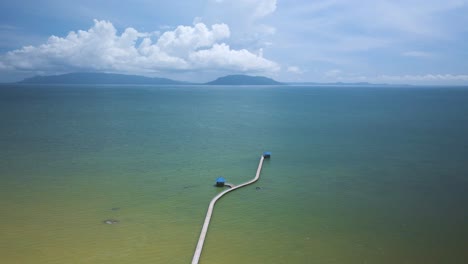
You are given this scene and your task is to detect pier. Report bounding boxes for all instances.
[191,154,268,264]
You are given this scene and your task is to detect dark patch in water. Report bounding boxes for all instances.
[255,187,262,190]
[111,207,120,211]
[103,219,119,225]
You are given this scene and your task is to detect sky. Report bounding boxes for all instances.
[0,0,468,84]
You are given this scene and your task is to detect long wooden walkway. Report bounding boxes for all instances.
[191,155,266,264]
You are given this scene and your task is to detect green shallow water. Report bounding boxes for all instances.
[0,84,467,263]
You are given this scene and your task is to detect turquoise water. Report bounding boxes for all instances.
[0,84,467,263]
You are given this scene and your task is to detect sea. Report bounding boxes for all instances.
[0,84,467,264]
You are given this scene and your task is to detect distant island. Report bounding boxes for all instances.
[18,72,282,85]
[205,75,282,85]
[19,72,187,85]
[286,81,390,86]
[15,72,393,86]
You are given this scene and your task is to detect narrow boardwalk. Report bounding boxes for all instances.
[191,155,266,264]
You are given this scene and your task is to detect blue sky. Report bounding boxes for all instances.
[1,0,468,84]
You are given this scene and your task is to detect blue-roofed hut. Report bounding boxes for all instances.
[215,177,226,187]
[263,151,271,158]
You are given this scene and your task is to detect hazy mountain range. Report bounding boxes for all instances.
[17,72,389,86]
[19,72,187,85]
[18,72,283,85]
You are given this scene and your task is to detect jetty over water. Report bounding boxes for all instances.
[191,153,270,264]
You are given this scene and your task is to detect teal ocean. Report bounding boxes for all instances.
[0,84,467,264]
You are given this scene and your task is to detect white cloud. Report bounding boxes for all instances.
[0,19,279,75]
[190,43,279,71]
[156,23,230,56]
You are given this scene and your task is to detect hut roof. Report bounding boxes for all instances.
[216,177,226,182]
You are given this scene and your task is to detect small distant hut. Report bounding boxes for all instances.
[263,151,271,158]
[215,177,226,187]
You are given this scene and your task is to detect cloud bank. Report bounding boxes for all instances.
[322,70,468,85]
[0,20,279,75]
[272,0,468,83]
[377,74,468,83]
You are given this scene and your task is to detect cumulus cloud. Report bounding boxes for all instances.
[190,43,279,71]
[156,23,230,56]
[0,19,279,75]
